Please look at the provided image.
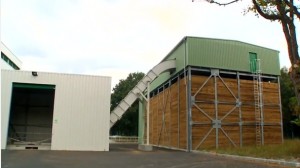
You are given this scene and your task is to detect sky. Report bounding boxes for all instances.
[1,0,296,88]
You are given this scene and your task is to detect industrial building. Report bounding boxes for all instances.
[137,37,282,151]
[1,70,111,151]
[1,36,282,152]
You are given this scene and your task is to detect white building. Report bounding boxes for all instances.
[1,42,22,70]
[1,70,111,151]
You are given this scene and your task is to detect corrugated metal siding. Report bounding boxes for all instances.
[150,37,280,91]
[1,70,111,151]
[150,41,186,90]
[187,37,280,75]
[150,72,171,91]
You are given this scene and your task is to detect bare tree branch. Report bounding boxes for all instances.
[199,0,300,106]
[252,0,281,20]
[207,0,240,6]
[283,0,300,19]
[202,0,300,19]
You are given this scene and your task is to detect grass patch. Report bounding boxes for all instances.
[209,139,300,161]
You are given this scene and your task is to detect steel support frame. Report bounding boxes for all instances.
[237,72,243,147]
[187,67,192,152]
[190,67,278,80]
[177,75,180,148]
[148,66,281,150]
[137,84,150,145]
[191,67,241,150]
[213,70,219,149]
[147,82,150,145]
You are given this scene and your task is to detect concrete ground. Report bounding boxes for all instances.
[2,144,284,168]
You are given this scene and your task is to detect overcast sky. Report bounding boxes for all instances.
[1,0,296,88]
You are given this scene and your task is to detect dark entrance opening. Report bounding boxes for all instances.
[7,83,55,149]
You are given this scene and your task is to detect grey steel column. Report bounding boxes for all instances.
[146,82,150,145]
[277,77,284,143]
[187,67,192,152]
[214,71,219,149]
[178,75,180,148]
[237,72,243,147]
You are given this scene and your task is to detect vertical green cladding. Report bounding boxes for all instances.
[138,101,145,144]
[150,37,280,91]
[187,37,280,75]
[150,40,186,90]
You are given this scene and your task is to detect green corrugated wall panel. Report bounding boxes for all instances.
[150,72,170,91]
[259,48,280,75]
[186,37,280,75]
[150,41,186,90]
[150,37,280,91]
[174,40,186,72]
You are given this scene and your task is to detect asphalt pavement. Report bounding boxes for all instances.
[1,144,285,168]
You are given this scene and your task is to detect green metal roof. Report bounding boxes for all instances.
[150,36,280,90]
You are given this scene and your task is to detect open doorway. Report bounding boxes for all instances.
[7,83,55,150]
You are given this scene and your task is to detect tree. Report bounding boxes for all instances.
[201,0,300,112]
[280,67,296,137]
[201,0,300,69]
[110,72,145,136]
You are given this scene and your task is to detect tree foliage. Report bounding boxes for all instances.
[291,118,300,126]
[202,0,300,120]
[249,0,299,66]
[205,0,299,65]
[110,72,145,136]
[280,67,296,137]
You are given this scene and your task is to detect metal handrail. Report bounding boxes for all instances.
[109,136,138,143]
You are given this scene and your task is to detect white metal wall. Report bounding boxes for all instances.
[1,70,111,151]
[1,60,14,70]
